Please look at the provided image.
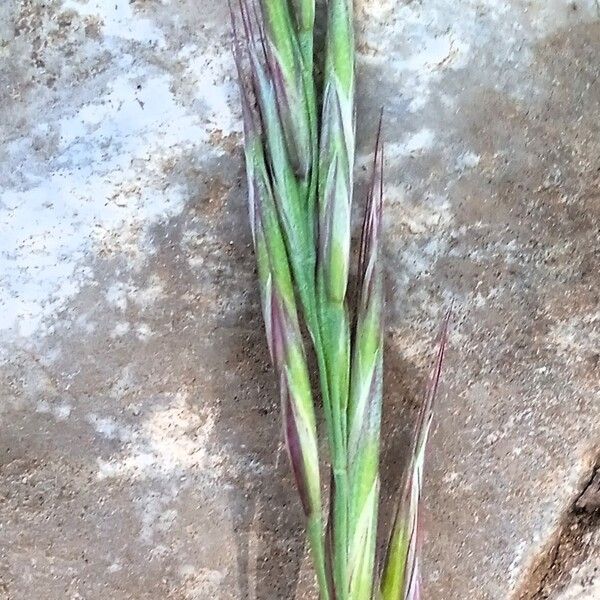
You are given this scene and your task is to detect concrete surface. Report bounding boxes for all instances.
[1,1,599,599]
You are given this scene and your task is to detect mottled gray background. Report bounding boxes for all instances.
[1,1,599,599]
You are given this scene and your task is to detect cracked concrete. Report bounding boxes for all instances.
[1,1,599,599]
[520,464,600,600]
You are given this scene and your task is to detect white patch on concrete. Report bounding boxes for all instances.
[62,0,166,47]
[455,151,481,172]
[111,321,131,338]
[75,312,97,334]
[0,3,238,340]
[107,562,122,573]
[90,393,224,546]
[129,274,165,309]
[358,3,472,111]
[136,323,154,341]
[529,0,600,35]
[180,568,226,600]
[105,282,131,312]
[397,33,468,74]
[387,188,453,235]
[88,414,127,440]
[549,315,600,360]
[0,70,194,337]
[356,129,436,170]
[443,471,460,484]
[359,0,594,116]
[54,402,73,420]
[509,540,527,581]
[179,44,240,137]
[95,392,218,481]
[393,128,436,157]
[36,400,73,421]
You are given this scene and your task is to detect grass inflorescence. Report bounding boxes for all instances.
[230,2,450,598]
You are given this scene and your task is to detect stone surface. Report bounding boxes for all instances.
[526,470,600,600]
[1,1,599,599]
[551,529,600,600]
[554,543,600,600]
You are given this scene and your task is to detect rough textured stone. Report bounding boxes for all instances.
[523,470,600,600]
[1,1,599,599]
[554,540,600,600]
